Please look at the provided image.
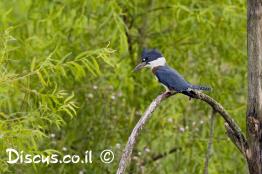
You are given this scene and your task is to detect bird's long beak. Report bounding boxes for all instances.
[133,62,147,72]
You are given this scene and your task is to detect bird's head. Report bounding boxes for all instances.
[134,49,166,71]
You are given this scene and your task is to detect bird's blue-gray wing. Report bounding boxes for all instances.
[155,66,191,92]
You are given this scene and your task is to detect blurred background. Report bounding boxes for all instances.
[0,0,247,173]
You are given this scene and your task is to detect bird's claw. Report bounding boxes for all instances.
[163,91,173,96]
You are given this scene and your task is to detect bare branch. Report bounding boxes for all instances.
[116,92,177,174]
[191,91,248,155]
[225,123,247,156]
[204,110,216,174]
[116,91,247,174]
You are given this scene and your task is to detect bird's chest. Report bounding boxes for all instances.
[152,68,163,83]
[153,74,170,91]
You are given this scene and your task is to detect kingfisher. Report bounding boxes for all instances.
[134,49,211,97]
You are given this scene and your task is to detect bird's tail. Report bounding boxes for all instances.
[191,85,211,91]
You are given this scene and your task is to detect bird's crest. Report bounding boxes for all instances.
[141,48,163,62]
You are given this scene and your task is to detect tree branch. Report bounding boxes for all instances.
[116,91,248,174]
[190,91,248,155]
[204,110,216,174]
[116,92,177,174]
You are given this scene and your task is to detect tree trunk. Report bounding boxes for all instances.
[247,0,262,173]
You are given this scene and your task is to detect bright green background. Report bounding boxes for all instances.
[0,0,247,173]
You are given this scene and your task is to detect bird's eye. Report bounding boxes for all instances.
[142,57,148,62]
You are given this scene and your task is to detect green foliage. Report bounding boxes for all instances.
[0,0,247,173]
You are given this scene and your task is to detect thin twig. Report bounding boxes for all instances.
[141,147,181,166]
[204,110,216,174]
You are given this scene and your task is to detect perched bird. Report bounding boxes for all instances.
[134,49,211,97]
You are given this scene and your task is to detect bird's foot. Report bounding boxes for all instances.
[163,91,172,96]
[163,91,170,95]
